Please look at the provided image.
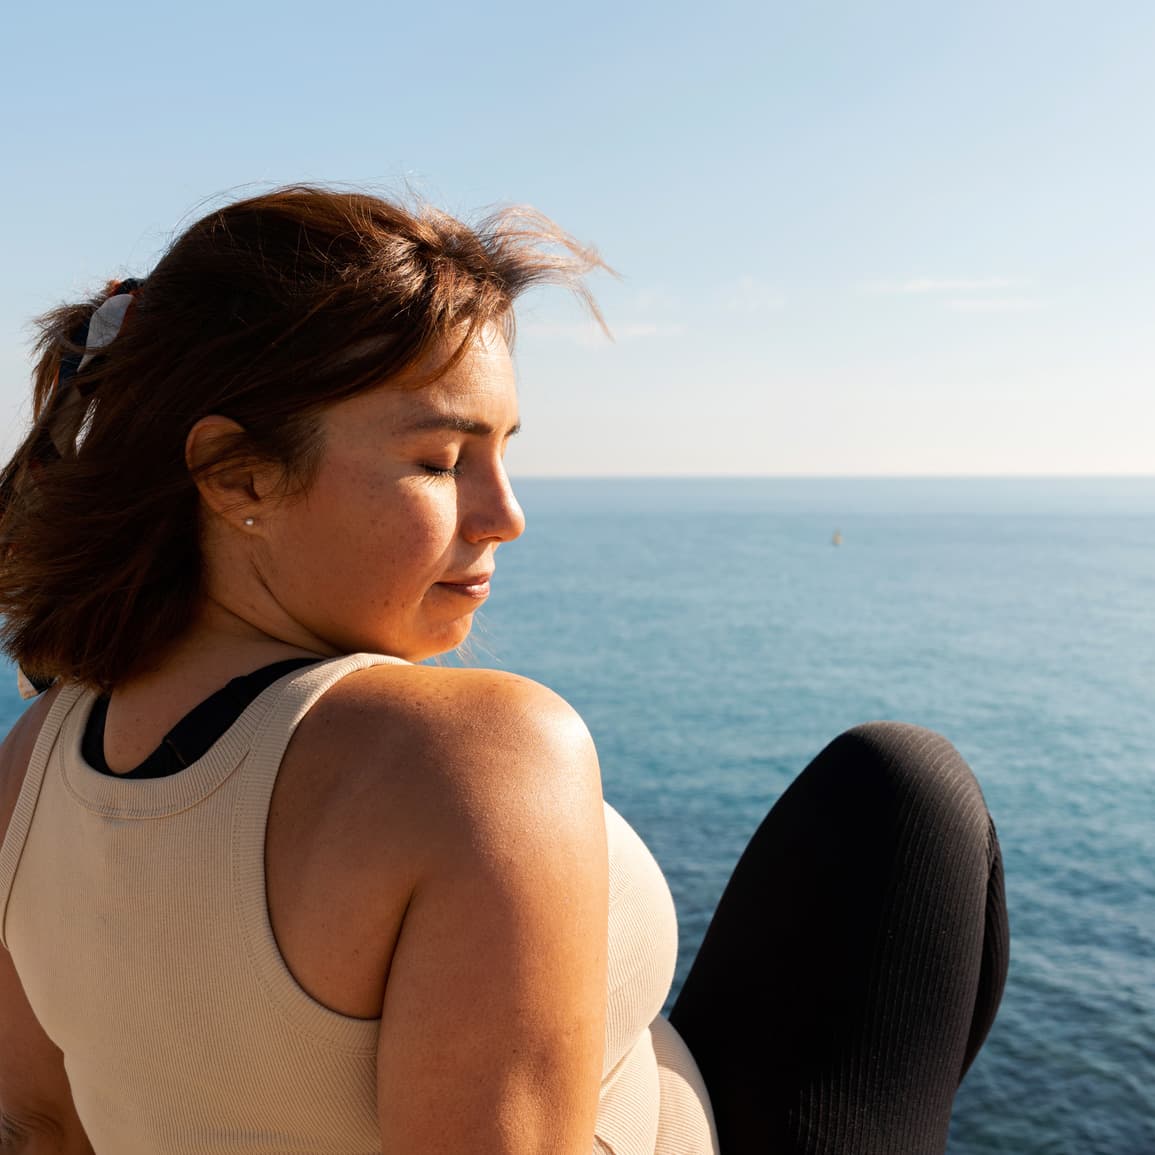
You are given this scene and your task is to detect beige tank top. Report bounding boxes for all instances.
[0,653,717,1154]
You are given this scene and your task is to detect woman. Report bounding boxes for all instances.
[0,187,1007,1154]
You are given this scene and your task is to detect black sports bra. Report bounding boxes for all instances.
[82,658,322,780]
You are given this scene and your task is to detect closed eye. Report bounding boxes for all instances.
[421,463,460,478]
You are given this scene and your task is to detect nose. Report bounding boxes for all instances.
[462,461,526,545]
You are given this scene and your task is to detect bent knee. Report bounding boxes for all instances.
[810,721,994,850]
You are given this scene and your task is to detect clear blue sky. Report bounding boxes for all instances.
[2,0,1151,475]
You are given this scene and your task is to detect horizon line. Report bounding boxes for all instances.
[506,472,1155,481]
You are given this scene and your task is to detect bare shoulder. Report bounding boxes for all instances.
[300,664,602,862]
[338,661,583,721]
[318,663,596,775]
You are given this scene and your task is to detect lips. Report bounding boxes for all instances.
[435,573,493,598]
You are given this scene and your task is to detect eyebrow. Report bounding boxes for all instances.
[399,413,521,438]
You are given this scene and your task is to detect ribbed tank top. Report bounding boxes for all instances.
[0,653,717,1154]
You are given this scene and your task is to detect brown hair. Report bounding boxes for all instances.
[0,186,606,690]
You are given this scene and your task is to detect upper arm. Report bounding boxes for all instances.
[0,693,93,1151]
[374,675,608,1154]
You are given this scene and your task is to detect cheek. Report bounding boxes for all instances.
[303,476,457,589]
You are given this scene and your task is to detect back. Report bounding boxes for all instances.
[0,653,404,1155]
[1,653,717,1154]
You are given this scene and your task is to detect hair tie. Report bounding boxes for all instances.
[56,278,143,399]
[37,279,143,464]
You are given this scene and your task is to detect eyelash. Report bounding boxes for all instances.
[421,463,460,478]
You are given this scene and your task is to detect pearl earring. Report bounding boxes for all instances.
[243,517,255,527]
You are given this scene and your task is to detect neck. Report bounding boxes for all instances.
[115,598,330,700]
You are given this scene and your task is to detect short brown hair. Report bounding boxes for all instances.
[0,186,605,689]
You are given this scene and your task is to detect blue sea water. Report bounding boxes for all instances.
[468,478,1154,1155]
[1,477,1151,1153]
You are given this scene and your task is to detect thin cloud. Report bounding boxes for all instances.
[946,297,1045,313]
[520,320,682,346]
[862,276,1024,295]
[519,321,607,347]
[720,276,786,313]
[629,286,681,312]
[619,322,684,338]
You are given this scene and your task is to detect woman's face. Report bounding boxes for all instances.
[259,327,525,662]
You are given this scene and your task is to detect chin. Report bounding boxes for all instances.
[431,623,476,661]
[392,616,476,664]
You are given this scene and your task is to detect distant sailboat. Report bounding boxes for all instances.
[831,529,843,546]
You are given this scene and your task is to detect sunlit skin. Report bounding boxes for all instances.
[195,324,526,666]
[0,324,609,1154]
[74,327,528,769]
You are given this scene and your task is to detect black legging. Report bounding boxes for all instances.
[670,722,1009,1155]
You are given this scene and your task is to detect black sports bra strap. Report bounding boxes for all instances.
[83,658,323,779]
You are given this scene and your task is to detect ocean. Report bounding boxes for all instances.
[473,478,1155,1155]
[2,477,1152,1153]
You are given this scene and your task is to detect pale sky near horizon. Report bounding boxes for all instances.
[1,0,1152,475]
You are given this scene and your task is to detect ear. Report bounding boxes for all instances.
[184,415,281,523]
